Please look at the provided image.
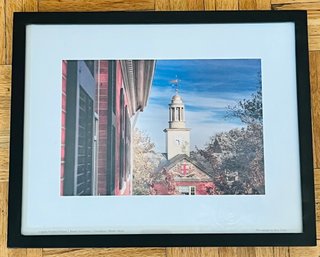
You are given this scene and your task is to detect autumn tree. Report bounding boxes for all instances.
[216,124,264,194]
[224,81,264,193]
[196,81,264,194]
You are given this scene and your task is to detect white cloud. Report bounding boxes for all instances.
[184,94,236,109]
[149,85,251,111]
[189,122,243,151]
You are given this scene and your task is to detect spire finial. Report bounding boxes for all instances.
[170,75,181,95]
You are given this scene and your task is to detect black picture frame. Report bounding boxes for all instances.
[8,10,316,248]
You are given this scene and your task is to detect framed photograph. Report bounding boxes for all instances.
[8,11,316,247]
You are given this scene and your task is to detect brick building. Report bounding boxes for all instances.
[61,60,155,196]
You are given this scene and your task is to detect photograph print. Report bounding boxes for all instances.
[61,59,264,196]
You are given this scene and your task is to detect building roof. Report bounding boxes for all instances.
[156,154,213,178]
[171,94,183,104]
[120,60,156,116]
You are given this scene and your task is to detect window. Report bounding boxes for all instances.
[84,60,95,77]
[227,176,235,182]
[190,186,196,195]
[178,186,196,195]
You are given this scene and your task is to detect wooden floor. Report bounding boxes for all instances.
[1,0,320,256]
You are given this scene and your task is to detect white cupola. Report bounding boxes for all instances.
[164,83,191,160]
[168,94,186,129]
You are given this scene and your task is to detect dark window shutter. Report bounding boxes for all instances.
[76,87,94,195]
[106,61,117,195]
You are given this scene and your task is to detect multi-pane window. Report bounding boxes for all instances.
[84,60,95,76]
[178,186,196,195]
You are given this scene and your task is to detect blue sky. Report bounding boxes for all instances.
[136,59,261,153]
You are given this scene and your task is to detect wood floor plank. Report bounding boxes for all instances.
[272,2,320,10]
[155,0,204,11]
[236,247,256,257]
[23,0,38,12]
[0,104,10,134]
[0,182,8,257]
[219,247,237,257]
[316,169,320,226]
[43,248,166,257]
[309,35,320,51]
[315,184,320,222]
[186,0,204,10]
[166,247,219,257]
[8,249,27,257]
[39,0,155,12]
[272,0,320,4]
[0,65,11,183]
[273,247,289,257]
[164,0,189,10]
[310,52,320,168]
[5,0,23,65]
[310,52,319,168]
[308,12,320,36]
[26,249,43,257]
[256,0,271,9]
[0,0,5,65]
[0,65,11,83]
[255,247,274,257]
[155,0,171,10]
[239,0,257,10]
[204,0,216,10]
[289,243,319,257]
[315,169,320,184]
[215,0,238,10]
[0,146,9,182]
[239,0,271,10]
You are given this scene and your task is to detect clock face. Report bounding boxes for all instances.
[175,137,183,145]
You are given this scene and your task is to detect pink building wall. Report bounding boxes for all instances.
[153,181,215,195]
[97,60,108,195]
[61,60,131,196]
[60,60,67,195]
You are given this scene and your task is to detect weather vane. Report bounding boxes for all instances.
[169,75,181,94]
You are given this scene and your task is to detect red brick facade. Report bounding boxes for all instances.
[153,155,215,195]
[61,60,155,196]
[61,60,131,196]
[60,60,67,195]
[96,60,108,195]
